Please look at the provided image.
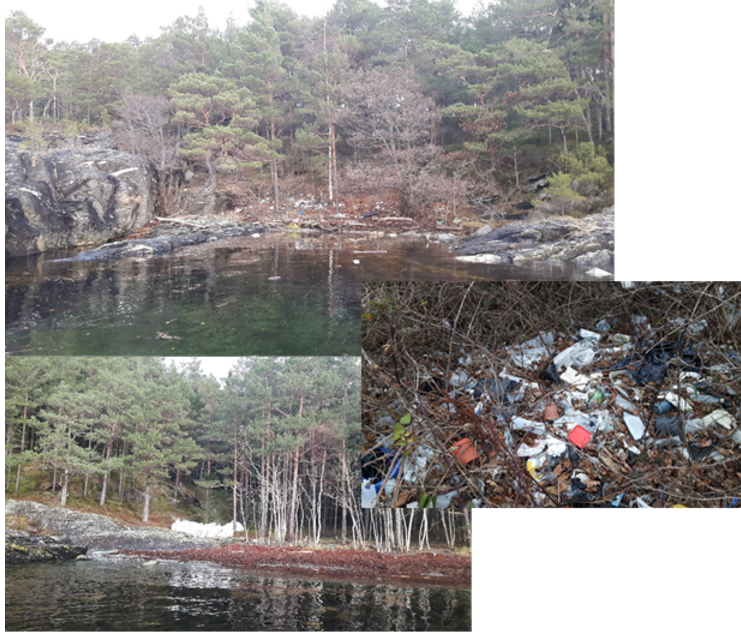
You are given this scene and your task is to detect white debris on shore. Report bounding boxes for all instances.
[171,519,244,539]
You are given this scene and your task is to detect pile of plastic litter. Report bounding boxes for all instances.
[362,283,740,508]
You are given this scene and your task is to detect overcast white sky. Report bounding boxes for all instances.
[8,0,481,44]
[165,357,242,381]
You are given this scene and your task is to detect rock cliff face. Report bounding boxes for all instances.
[5,136,158,259]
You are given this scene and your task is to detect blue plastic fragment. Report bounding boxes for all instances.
[611,493,624,507]
[727,497,739,508]
[379,448,404,479]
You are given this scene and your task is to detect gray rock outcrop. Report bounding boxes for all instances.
[5,529,88,564]
[5,135,158,258]
[455,206,614,273]
[51,224,268,263]
[5,500,219,553]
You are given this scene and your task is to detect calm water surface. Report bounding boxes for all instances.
[4,558,471,631]
[6,232,591,356]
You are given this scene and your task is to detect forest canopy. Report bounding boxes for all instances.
[5,1,614,216]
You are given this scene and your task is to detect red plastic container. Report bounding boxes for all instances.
[451,438,479,464]
[568,425,592,449]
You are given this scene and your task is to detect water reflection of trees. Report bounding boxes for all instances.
[5,236,360,355]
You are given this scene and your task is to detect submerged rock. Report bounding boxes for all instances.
[5,135,157,258]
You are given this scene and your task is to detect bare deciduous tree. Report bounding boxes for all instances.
[113,93,181,213]
[340,67,470,217]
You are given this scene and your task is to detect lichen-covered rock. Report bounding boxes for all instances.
[5,135,157,258]
[5,529,87,564]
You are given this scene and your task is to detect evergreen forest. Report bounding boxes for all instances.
[5,0,614,217]
[5,357,374,544]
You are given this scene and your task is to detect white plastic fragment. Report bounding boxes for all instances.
[517,435,566,458]
[450,370,469,388]
[559,367,590,390]
[579,328,602,341]
[507,332,554,368]
[544,436,568,457]
[434,491,459,508]
[700,409,736,431]
[684,418,705,435]
[511,417,547,434]
[623,412,646,440]
[517,438,548,457]
[402,446,436,484]
[586,267,612,278]
[361,478,378,508]
[660,391,694,413]
[634,497,652,508]
[553,341,597,370]
[614,395,637,413]
[679,372,703,382]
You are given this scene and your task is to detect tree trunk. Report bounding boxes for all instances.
[174,468,181,502]
[233,426,238,533]
[288,445,300,542]
[602,0,614,133]
[100,441,112,506]
[340,440,348,544]
[100,471,109,506]
[462,507,472,548]
[60,469,70,506]
[270,160,280,211]
[14,421,27,492]
[203,155,216,196]
[330,123,339,212]
[142,473,151,523]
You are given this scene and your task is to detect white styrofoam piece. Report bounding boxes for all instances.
[559,366,590,390]
[623,412,646,440]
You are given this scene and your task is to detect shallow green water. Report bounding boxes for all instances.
[5,235,361,356]
[4,558,471,631]
[5,232,593,356]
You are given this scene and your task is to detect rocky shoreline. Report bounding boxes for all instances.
[5,500,218,559]
[5,500,470,590]
[50,223,269,263]
[48,206,615,276]
[6,134,613,275]
[5,529,88,564]
[454,206,614,275]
